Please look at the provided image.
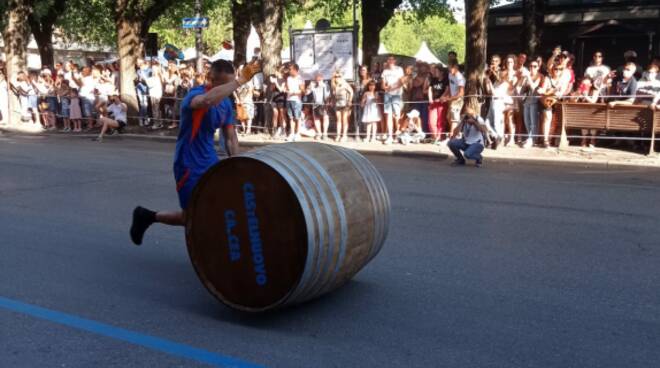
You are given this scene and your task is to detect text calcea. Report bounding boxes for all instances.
[224,210,241,262]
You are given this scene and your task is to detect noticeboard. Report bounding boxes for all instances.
[291,29,355,81]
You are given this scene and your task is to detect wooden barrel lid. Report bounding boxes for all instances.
[185,157,308,311]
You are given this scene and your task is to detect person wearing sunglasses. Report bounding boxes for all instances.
[585,51,610,98]
[538,64,569,148]
[520,61,545,148]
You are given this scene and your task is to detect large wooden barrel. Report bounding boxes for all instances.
[185,142,390,312]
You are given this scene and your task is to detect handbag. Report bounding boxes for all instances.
[236,104,248,121]
[540,94,558,109]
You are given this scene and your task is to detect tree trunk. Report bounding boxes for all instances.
[464,0,489,111]
[32,27,55,69]
[255,0,284,77]
[360,0,401,68]
[116,16,141,125]
[521,0,545,57]
[27,0,67,70]
[4,0,32,125]
[361,8,380,68]
[232,0,252,67]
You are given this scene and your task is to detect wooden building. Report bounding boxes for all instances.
[487,0,660,75]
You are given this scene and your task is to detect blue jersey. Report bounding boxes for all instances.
[173,85,235,208]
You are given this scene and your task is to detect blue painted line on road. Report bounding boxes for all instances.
[0,296,264,368]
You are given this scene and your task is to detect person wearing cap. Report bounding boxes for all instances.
[448,107,488,167]
[615,50,643,81]
[92,93,127,142]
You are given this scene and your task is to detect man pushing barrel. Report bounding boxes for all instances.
[129,59,261,245]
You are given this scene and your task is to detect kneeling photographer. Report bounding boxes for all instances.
[448,106,489,167]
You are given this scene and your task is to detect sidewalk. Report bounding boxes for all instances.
[3,122,660,168]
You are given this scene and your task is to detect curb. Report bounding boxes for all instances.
[3,128,659,170]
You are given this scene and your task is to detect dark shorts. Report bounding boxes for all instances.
[117,120,127,129]
[335,105,351,113]
[313,105,327,118]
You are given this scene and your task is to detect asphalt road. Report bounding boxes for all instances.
[1,133,660,368]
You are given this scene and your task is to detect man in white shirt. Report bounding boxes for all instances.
[441,61,465,135]
[77,66,98,128]
[585,51,610,96]
[285,63,304,141]
[447,106,488,167]
[380,56,404,145]
[64,61,80,90]
[93,93,127,142]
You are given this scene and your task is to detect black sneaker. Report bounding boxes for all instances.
[450,159,466,167]
[475,160,483,168]
[130,206,156,246]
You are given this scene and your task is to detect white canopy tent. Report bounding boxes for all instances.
[281,46,291,63]
[414,41,444,65]
[209,48,234,62]
[246,25,261,60]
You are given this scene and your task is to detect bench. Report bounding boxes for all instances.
[559,102,659,155]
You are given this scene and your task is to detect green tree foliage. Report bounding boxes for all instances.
[56,0,115,46]
[380,13,465,62]
[150,0,232,55]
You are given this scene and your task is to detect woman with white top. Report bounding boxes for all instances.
[501,55,519,146]
[331,71,354,143]
[539,64,568,148]
[147,62,164,129]
[484,68,510,148]
[234,66,255,135]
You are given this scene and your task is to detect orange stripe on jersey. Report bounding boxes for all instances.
[190,108,209,143]
[189,85,213,143]
[176,169,191,192]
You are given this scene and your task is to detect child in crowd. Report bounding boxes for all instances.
[360,80,381,143]
[56,75,72,132]
[69,88,83,132]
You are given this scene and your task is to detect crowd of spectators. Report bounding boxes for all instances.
[1,46,659,152]
[242,47,660,151]
[0,57,196,136]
